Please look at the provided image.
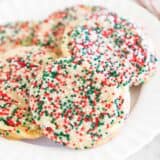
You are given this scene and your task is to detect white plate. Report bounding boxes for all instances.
[0,0,160,160]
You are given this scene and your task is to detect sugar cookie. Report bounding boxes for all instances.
[61,9,158,86]
[0,46,56,139]
[61,21,135,86]
[30,57,130,149]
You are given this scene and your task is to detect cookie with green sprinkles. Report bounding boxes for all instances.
[0,46,56,139]
[90,9,158,86]
[61,20,135,87]
[62,9,157,86]
[36,5,105,55]
[0,89,42,139]
[30,57,130,149]
[61,9,158,86]
[0,21,40,53]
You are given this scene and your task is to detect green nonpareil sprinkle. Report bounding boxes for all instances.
[11,107,18,115]
[42,71,50,80]
[16,129,20,134]
[37,101,44,112]
[45,110,49,116]
[72,29,81,38]
[110,71,119,77]
[114,23,122,29]
[51,71,58,78]
[51,118,56,124]
[78,119,83,126]
[0,104,8,108]
[19,83,27,89]
[0,118,7,125]
[110,119,114,125]
[54,132,70,141]
[6,131,9,136]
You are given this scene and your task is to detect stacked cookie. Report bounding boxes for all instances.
[0,5,158,149]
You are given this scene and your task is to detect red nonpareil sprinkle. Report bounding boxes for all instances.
[6,119,16,127]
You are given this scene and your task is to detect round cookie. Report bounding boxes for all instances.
[61,20,135,87]
[36,5,105,55]
[61,9,157,86]
[0,46,56,139]
[30,57,130,149]
[0,21,39,53]
[90,10,158,86]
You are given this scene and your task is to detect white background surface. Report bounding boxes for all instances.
[128,134,160,160]
[0,0,159,160]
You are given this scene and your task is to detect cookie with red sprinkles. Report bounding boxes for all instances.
[91,9,158,86]
[61,9,158,86]
[30,57,130,149]
[61,20,135,87]
[36,5,105,55]
[62,9,157,86]
[0,46,56,139]
[0,21,40,53]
